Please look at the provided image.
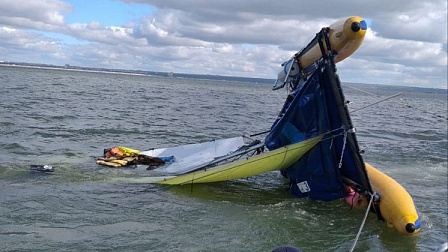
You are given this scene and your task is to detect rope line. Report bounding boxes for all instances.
[350,92,403,114]
[344,84,447,120]
[338,131,348,169]
[349,192,376,252]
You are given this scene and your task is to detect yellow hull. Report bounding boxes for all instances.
[299,16,366,69]
[366,163,421,235]
[155,136,322,185]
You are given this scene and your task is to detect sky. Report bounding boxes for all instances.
[0,0,446,89]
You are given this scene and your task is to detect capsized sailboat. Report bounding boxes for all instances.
[97,16,420,236]
[265,16,420,235]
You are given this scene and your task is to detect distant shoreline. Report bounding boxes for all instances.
[0,63,149,77]
[1,62,446,93]
[0,61,275,84]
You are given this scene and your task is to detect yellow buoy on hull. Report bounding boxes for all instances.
[299,16,367,69]
[276,16,367,86]
[366,163,421,235]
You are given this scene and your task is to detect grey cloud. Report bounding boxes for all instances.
[370,2,447,43]
[0,0,71,30]
[67,22,148,46]
[0,27,66,63]
[124,0,446,44]
[0,0,446,88]
[359,31,447,68]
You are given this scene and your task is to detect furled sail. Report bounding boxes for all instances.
[265,28,373,201]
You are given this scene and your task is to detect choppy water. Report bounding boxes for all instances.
[0,66,446,252]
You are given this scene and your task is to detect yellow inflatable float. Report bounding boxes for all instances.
[366,163,421,235]
[299,16,366,69]
[276,16,367,86]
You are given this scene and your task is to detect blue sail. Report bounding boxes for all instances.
[265,60,373,201]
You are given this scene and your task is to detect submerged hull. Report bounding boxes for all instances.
[155,136,322,185]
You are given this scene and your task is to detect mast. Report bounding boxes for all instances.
[266,24,382,218]
[316,28,382,218]
[317,28,373,195]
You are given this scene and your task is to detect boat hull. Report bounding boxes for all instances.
[155,136,322,185]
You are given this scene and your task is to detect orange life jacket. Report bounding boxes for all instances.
[104,147,124,157]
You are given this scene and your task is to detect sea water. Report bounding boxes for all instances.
[0,66,446,252]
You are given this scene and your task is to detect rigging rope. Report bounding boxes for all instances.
[338,131,348,169]
[350,92,403,114]
[349,192,376,252]
[344,84,447,120]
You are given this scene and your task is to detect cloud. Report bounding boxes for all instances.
[361,30,447,66]
[338,29,447,88]
[0,27,59,53]
[124,0,447,46]
[370,1,447,43]
[125,0,447,87]
[0,0,71,30]
[0,0,446,88]
[67,22,148,46]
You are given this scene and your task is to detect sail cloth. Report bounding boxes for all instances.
[265,60,373,201]
[139,137,245,175]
